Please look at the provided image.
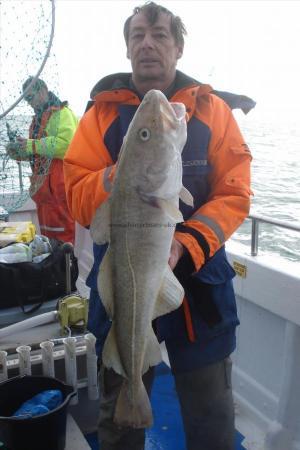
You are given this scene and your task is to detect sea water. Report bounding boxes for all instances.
[231,115,300,262]
[1,114,299,262]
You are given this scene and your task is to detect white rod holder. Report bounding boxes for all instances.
[85,333,99,400]
[63,337,78,405]
[40,341,55,377]
[16,345,31,376]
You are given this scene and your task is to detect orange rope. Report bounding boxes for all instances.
[182,296,196,343]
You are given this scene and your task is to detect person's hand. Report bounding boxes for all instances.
[16,137,27,150]
[6,139,28,160]
[168,238,184,270]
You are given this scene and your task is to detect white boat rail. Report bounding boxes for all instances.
[248,213,300,256]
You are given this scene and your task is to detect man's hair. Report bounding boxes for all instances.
[22,76,48,93]
[123,1,187,47]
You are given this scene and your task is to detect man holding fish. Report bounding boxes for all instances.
[64,2,253,449]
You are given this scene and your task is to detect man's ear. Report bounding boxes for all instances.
[177,46,183,59]
[126,48,130,59]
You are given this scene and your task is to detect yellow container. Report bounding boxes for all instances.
[0,221,36,247]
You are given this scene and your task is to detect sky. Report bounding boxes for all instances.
[1,0,299,126]
[50,0,300,126]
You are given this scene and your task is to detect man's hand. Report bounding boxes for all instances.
[168,238,184,270]
[16,137,27,150]
[6,138,28,160]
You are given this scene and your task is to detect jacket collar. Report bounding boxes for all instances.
[90,70,212,101]
[86,71,255,116]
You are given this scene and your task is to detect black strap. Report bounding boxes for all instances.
[176,223,210,263]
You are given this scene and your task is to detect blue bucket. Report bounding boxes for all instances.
[0,376,75,450]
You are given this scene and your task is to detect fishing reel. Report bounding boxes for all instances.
[57,295,89,335]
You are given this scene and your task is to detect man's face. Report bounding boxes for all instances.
[127,12,183,89]
[24,86,48,110]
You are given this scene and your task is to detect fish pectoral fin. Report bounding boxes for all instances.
[142,328,162,374]
[153,265,184,319]
[102,323,126,377]
[156,198,183,222]
[114,379,153,429]
[99,249,114,318]
[180,185,194,207]
[90,199,111,244]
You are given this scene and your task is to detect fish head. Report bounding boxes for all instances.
[118,89,187,204]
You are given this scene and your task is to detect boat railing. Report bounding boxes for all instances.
[248,213,300,256]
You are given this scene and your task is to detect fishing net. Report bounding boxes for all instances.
[0,0,57,218]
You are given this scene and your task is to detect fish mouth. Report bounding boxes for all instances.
[143,90,186,125]
[170,103,186,120]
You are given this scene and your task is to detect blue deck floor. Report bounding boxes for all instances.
[85,363,246,450]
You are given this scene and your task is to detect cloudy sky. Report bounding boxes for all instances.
[50,0,300,125]
[2,0,299,125]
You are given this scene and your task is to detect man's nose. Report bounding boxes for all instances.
[141,33,155,48]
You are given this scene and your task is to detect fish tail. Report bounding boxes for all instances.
[114,379,153,429]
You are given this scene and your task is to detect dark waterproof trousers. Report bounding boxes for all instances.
[97,358,235,450]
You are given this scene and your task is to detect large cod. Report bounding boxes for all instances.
[90,89,193,429]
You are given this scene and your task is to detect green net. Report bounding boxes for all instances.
[0,0,57,217]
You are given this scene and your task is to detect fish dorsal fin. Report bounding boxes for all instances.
[153,265,184,319]
[90,199,111,244]
[156,199,184,223]
[180,186,194,207]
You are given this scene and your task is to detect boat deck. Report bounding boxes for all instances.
[84,363,247,450]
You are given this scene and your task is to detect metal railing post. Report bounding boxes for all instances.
[251,217,259,256]
[246,214,300,256]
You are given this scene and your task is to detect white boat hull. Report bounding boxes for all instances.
[6,202,300,450]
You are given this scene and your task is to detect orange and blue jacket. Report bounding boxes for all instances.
[64,71,252,368]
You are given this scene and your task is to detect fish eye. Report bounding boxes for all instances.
[138,128,151,141]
